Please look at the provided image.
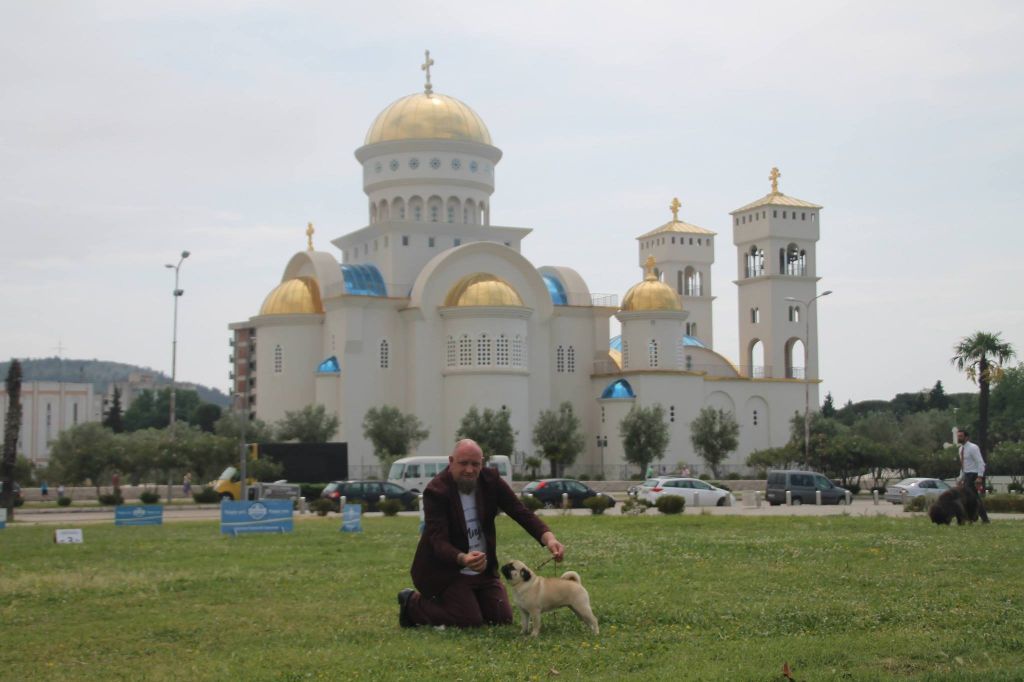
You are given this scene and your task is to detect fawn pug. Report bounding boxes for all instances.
[500,559,599,636]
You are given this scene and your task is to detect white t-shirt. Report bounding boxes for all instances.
[459,491,485,575]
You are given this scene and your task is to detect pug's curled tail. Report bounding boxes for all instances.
[560,571,582,584]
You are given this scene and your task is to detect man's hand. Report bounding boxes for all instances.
[459,551,487,572]
[541,532,565,562]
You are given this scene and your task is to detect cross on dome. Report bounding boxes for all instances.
[422,49,434,95]
[670,197,681,222]
[644,255,658,280]
[306,222,315,251]
[769,167,781,194]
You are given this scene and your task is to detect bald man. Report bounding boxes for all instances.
[398,439,565,628]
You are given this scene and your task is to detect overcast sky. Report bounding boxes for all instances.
[2,1,1022,405]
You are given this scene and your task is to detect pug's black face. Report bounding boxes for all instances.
[500,562,515,580]
[501,561,532,584]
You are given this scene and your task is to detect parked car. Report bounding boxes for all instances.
[884,478,951,504]
[642,477,735,507]
[766,470,850,505]
[321,480,418,511]
[521,479,616,509]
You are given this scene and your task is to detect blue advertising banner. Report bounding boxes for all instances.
[0,508,6,529]
[221,500,293,535]
[341,503,362,533]
[115,505,164,526]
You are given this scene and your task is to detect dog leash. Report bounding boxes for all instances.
[534,556,555,572]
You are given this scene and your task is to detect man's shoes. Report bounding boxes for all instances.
[398,588,415,628]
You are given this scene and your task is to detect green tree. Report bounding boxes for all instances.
[191,403,222,433]
[990,364,1024,445]
[455,406,515,458]
[531,401,585,477]
[821,392,837,418]
[690,407,739,478]
[214,411,274,443]
[48,423,118,497]
[2,359,23,519]
[362,405,430,467]
[275,404,340,443]
[177,427,238,482]
[952,331,1017,454]
[123,387,202,431]
[746,445,800,476]
[102,386,126,433]
[989,440,1024,488]
[525,456,542,479]
[619,404,670,477]
[927,380,951,411]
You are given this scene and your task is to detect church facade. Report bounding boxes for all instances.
[228,58,825,478]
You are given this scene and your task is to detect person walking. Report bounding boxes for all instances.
[957,429,990,523]
[40,481,49,499]
[182,472,192,497]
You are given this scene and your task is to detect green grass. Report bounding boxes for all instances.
[2,515,1023,680]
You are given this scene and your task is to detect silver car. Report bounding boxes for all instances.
[643,477,735,507]
[884,477,951,504]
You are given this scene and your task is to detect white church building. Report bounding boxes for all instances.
[229,57,825,478]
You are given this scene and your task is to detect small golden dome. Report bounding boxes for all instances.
[621,256,682,312]
[444,273,523,307]
[259,277,324,315]
[365,92,492,146]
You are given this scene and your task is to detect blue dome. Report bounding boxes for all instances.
[340,264,387,297]
[317,356,340,373]
[542,274,567,306]
[601,379,635,399]
[682,335,706,348]
[609,335,622,352]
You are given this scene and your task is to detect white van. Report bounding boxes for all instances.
[388,454,512,492]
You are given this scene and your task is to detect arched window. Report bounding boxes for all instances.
[788,305,801,322]
[409,196,424,222]
[370,202,377,224]
[459,334,472,366]
[677,270,684,295]
[567,346,576,373]
[477,333,491,366]
[686,322,698,336]
[496,334,509,366]
[748,339,765,378]
[746,246,765,278]
[686,354,693,371]
[446,197,460,224]
[428,196,442,222]
[684,266,702,296]
[556,345,565,373]
[649,339,659,367]
[379,339,389,369]
[751,307,760,324]
[392,196,406,221]
[274,345,283,373]
[446,336,456,367]
[378,199,389,221]
[785,338,806,379]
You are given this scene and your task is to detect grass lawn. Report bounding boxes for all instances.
[2,513,1022,681]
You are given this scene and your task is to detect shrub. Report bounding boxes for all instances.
[378,499,403,516]
[98,492,124,506]
[726,472,741,480]
[309,498,334,516]
[712,482,732,492]
[871,485,887,495]
[300,483,326,501]
[845,483,862,496]
[1007,482,1022,493]
[582,495,612,515]
[698,473,711,481]
[904,496,929,512]
[985,494,1024,513]
[620,497,647,515]
[520,494,542,511]
[57,496,72,507]
[192,487,220,504]
[655,495,686,514]
[139,490,160,504]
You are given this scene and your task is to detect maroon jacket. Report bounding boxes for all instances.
[410,466,550,598]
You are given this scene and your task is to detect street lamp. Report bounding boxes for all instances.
[785,290,832,462]
[165,250,190,500]
[596,435,608,479]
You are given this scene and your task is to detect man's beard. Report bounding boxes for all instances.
[456,477,477,495]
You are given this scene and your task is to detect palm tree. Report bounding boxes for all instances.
[951,332,1017,454]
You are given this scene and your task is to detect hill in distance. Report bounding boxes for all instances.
[0,357,230,407]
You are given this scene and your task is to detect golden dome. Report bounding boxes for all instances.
[444,273,523,307]
[621,256,682,313]
[365,92,492,146]
[259,277,324,315]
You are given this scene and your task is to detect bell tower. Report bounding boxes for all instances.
[731,168,824,382]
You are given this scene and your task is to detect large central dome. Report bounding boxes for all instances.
[364,92,492,146]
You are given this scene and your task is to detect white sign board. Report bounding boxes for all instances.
[54,529,84,544]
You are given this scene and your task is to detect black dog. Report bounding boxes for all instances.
[928,486,980,525]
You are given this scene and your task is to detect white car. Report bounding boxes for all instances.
[643,477,736,507]
[884,478,951,504]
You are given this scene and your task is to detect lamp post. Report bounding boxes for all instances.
[596,435,608,479]
[785,290,832,462]
[165,250,190,501]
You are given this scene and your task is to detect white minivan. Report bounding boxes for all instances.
[387,455,512,492]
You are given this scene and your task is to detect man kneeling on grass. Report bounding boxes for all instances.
[398,439,564,628]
